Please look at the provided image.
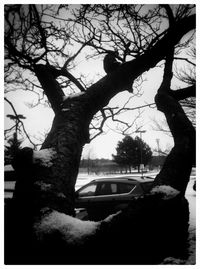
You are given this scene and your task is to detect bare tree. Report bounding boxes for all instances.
[4,4,195,265]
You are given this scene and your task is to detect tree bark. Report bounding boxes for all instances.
[153,91,195,195]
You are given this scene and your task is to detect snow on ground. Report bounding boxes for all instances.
[4,169,196,264]
[34,209,100,245]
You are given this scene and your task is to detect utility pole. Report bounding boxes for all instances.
[135,130,146,178]
[156,138,160,170]
[87,149,91,175]
[156,138,160,156]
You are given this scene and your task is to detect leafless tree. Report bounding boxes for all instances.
[4,4,195,265]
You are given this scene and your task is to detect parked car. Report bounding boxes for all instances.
[4,164,155,221]
[75,176,154,221]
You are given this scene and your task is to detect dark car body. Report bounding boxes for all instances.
[75,177,154,220]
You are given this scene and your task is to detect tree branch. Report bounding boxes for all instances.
[31,5,48,52]
[83,14,195,116]
[169,85,196,100]
[62,36,94,69]
[34,64,65,113]
[4,97,39,148]
[58,69,86,92]
[174,57,195,66]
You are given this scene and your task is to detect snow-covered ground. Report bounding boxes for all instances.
[4,170,196,264]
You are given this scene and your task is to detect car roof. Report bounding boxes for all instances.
[88,176,154,184]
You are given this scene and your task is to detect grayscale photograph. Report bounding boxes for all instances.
[4,3,196,266]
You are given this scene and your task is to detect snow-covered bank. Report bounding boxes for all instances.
[161,178,196,264]
[4,168,196,264]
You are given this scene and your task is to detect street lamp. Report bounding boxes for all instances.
[135,130,146,178]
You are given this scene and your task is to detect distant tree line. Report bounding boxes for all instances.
[79,158,119,175]
[80,136,155,174]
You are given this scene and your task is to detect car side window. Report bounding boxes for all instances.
[78,184,97,197]
[118,183,135,194]
[96,182,118,196]
[111,183,117,193]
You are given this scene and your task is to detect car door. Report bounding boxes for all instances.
[76,181,120,220]
[94,181,139,216]
[76,181,110,220]
[75,182,100,220]
[92,181,119,218]
[113,182,138,211]
[75,182,98,209]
